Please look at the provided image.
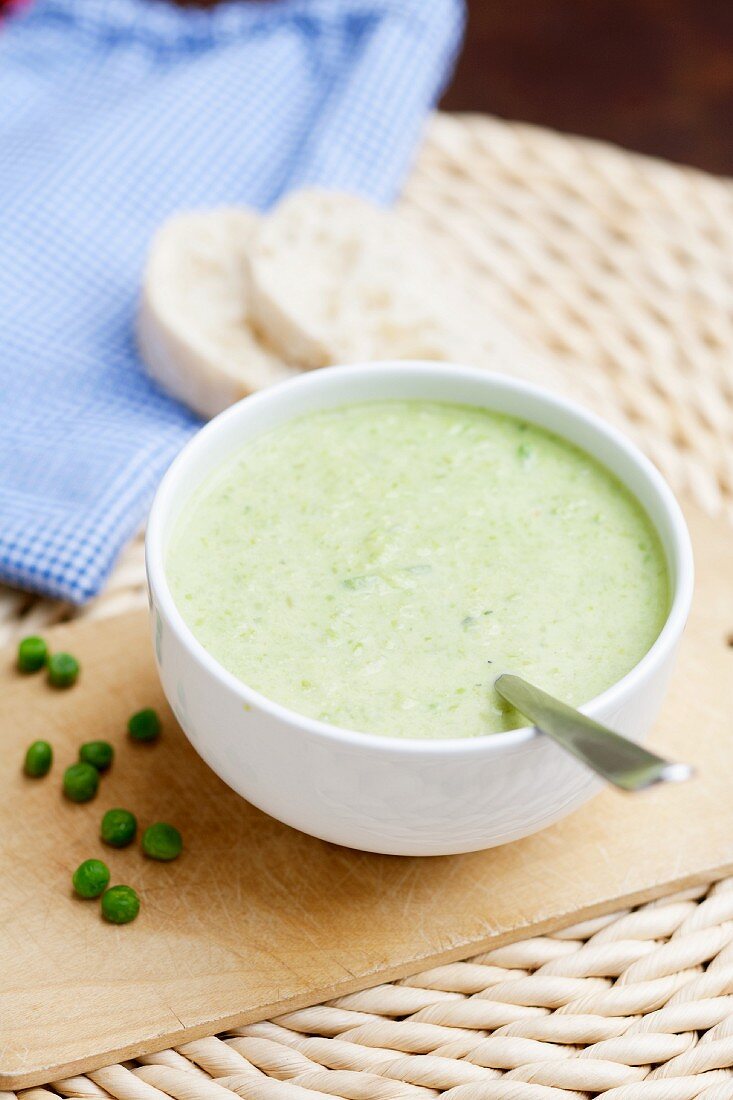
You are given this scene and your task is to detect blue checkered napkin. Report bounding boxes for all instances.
[0,0,463,603]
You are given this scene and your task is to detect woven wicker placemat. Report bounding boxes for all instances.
[4,113,733,1097]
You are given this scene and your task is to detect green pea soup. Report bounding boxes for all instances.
[167,401,669,739]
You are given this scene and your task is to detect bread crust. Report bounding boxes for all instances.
[137,208,295,419]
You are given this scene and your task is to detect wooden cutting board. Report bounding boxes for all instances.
[1,502,732,1090]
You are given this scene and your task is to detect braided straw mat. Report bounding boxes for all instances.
[4,114,733,1098]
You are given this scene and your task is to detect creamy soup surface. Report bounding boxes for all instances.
[167,401,669,738]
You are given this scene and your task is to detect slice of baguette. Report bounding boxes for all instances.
[137,208,297,419]
[246,189,533,373]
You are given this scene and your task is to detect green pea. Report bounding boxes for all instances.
[79,740,114,772]
[63,761,99,802]
[72,858,110,899]
[101,884,140,924]
[127,707,161,743]
[17,635,48,673]
[101,808,137,848]
[24,740,53,778]
[142,822,182,861]
[48,652,80,689]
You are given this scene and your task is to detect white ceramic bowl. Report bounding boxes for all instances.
[146,362,694,856]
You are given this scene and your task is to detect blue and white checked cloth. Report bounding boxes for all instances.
[0,0,463,603]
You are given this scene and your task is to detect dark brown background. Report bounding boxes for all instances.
[4,0,732,175]
[441,1,733,175]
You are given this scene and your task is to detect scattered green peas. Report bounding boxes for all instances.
[127,707,161,743]
[79,740,114,772]
[142,822,182,861]
[63,761,99,802]
[101,807,137,848]
[48,652,80,689]
[24,739,53,777]
[18,635,48,673]
[72,858,110,899]
[101,884,140,924]
[17,641,181,921]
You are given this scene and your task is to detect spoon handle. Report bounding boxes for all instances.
[494,673,693,792]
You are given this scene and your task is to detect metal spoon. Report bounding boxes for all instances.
[494,673,693,792]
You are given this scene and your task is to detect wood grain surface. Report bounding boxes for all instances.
[1,503,732,1090]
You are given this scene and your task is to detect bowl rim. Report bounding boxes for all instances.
[146,361,694,757]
